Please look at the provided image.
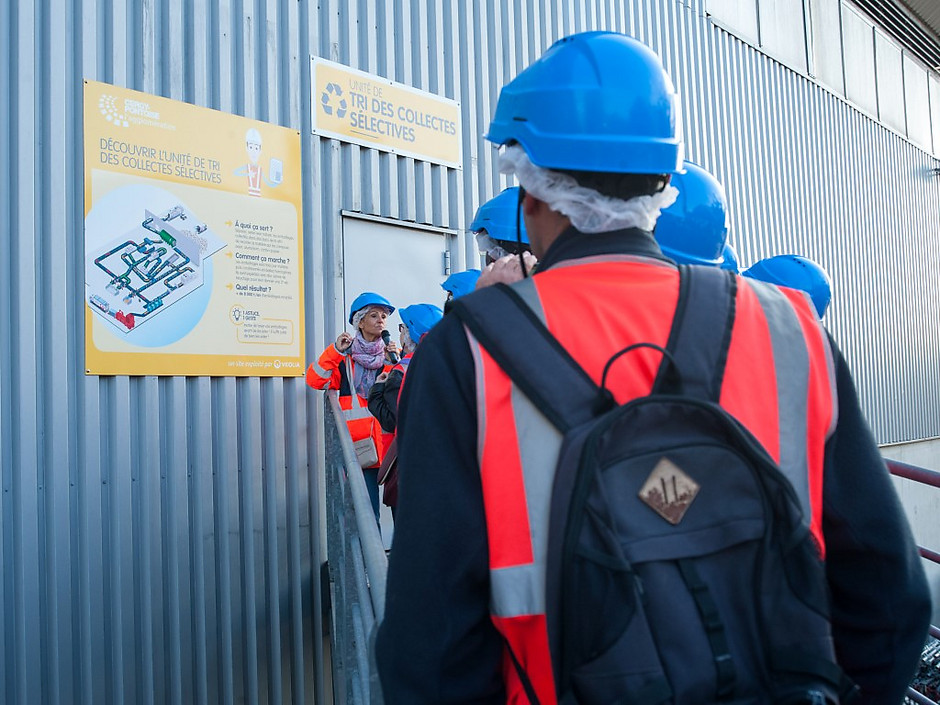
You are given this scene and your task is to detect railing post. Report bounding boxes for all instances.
[323,391,388,705]
[887,460,940,705]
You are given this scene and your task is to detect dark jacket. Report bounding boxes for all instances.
[369,362,408,509]
[367,368,405,434]
[375,228,931,705]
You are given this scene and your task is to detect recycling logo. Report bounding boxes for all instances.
[321,82,348,118]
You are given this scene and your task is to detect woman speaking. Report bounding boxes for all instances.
[306,292,398,521]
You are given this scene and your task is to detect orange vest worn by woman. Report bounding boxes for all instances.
[306,343,390,462]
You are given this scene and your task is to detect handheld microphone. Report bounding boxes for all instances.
[381,329,399,364]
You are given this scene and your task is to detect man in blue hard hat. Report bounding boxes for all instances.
[654,159,740,271]
[471,186,532,264]
[471,186,539,289]
[720,241,740,273]
[744,254,832,318]
[657,163,836,318]
[441,268,482,302]
[377,31,928,705]
[368,303,444,519]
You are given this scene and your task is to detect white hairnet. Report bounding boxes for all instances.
[498,145,678,234]
[475,232,511,261]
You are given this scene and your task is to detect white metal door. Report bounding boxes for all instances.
[342,215,450,332]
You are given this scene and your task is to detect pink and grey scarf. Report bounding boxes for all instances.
[349,332,386,398]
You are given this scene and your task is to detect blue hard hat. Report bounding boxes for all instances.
[441,270,482,300]
[470,188,529,245]
[743,255,832,318]
[655,162,729,267]
[400,304,444,341]
[486,31,683,174]
[720,242,739,273]
[348,292,394,324]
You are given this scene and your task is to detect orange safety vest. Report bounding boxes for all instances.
[307,344,389,467]
[464,257,837,704]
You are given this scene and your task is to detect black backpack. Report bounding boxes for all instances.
[452,265,858,705]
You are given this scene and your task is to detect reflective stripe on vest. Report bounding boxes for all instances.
[746,279,812,521]
[310,362,332,380]
[466,277,560,703]
[725,277,836,551]
[466,262,837,703]
[778,285,838,554]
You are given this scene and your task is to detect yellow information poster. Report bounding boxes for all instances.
[83,80,304,376]
[311,57,461,168]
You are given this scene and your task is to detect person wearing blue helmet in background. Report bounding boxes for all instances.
[744,254,832,318]
[720,241,740,273]
[472,186,539,289]
[441,269,482,311]
[367,303,444,519]
[653,160,740,273]
[306,292,398,521]
[377,30,928,705]
[471,186,531,264]
[655,160,733,268]
[655,160,831,317]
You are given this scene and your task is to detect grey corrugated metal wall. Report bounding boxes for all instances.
[3,2,323,704]
[2,0,939,703]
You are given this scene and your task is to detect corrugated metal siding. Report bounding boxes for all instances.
[3,1,323,703]
[2,0,939,702]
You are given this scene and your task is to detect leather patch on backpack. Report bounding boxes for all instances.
[639,457,700,525]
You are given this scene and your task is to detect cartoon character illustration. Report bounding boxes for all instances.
[234,128,283,196]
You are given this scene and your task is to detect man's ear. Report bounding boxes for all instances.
[522,191,541,216]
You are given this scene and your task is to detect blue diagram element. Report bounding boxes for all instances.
[92,208,203,331]
[321,82,348,118]
[126,257,214,348]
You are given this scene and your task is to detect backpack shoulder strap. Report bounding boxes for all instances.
[450,280,605,433]
[654,264,737,402]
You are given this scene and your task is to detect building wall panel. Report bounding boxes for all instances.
[843,4,880,115]
[875,28,907,132]
[904,55,932,150]
[2,0,940,702]
[810,0,846,95]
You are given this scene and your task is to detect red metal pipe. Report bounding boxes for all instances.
[887,459,940,489]
[920,547,940,566]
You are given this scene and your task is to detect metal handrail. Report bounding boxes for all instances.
[324,390,388,705]
[887,460,940,705]
[318,428,937,704]
[327,391,389,621]
[888,460,940,489]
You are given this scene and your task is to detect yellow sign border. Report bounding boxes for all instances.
[83,79,306,378]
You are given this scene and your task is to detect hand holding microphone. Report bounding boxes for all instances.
[381,329,400,364]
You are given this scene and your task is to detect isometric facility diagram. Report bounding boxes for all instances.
[86,204,225,333]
